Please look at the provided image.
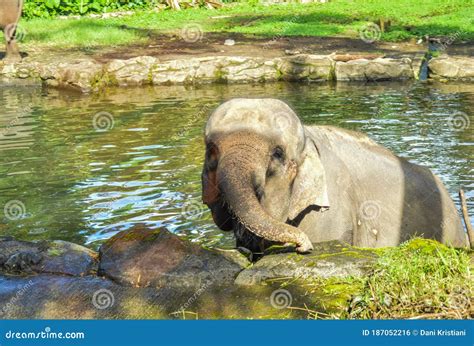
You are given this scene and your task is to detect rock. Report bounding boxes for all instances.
[1,63,17,76]
[151,58,202,84]
[39,60,104,93]
[224,39,235,46]
[429,57,474,80]
[2,54,473,92]
[0,237,98,276]
[331,54,382,62]
[235,241,378,285]
[277,54,334,81]
[220,57,279,82]
[335,57,413,81]
[98,225,250,289]
[284,49,301,56]
[151,56,279,84]
[105,56,158,86]
[0,274,317,319]
[0,274,163,319]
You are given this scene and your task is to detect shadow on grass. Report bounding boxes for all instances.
[16,10,473,60]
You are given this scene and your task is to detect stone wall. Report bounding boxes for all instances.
[1,54,473,93]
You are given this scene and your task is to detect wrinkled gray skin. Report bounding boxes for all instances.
[0,0,23,61]
[202,98,467,254]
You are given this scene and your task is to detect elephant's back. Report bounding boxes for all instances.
[306,125,467,248]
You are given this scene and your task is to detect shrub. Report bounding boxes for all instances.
[22,0,157,19]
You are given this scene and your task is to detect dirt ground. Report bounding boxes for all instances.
[20,32,474,64]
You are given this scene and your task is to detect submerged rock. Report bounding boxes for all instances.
[235,241,378,285]
[98,225,250,289]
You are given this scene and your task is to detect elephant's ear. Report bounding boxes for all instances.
[288,137,330,220]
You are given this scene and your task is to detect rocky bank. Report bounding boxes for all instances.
[0,225,378,319]
[1,54,473,93]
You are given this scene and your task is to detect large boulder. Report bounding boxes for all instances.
[98,225,250,289]
[335,58,413,81]
[429,57,474,80]
[235,241,378,285]
[0,237,98,276]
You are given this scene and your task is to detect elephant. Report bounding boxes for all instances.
[201,98,468,255]
[0,0,23,61]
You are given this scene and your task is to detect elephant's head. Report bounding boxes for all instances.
[201,98,329,254]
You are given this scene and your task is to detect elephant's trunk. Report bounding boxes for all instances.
[217,145,311,251]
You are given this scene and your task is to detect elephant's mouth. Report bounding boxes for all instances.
[215,199,274,256]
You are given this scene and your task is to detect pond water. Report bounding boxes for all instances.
[0,82,472,250]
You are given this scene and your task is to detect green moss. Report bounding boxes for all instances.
[111,228,163,243]
[47,247,64,257]
[309,250,375,260]
[213,68,226,82]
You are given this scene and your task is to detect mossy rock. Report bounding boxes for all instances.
[235,241,378,286]
[98,225,250,289]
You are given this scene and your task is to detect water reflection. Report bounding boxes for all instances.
[0,82,472,249]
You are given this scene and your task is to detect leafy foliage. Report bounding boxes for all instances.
[23,0,157,19]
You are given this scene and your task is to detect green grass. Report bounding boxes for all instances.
[302,238,473,319]
[19,0,474,49]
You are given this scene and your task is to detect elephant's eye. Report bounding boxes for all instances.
[206,143,218,170]
[271,146,285,162]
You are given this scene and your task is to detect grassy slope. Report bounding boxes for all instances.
[302,239,473,319]
[20,0,474,49]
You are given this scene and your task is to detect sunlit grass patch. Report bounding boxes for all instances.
[22,17,149,48]
[18,0,474,49]
[301,238,473,319]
